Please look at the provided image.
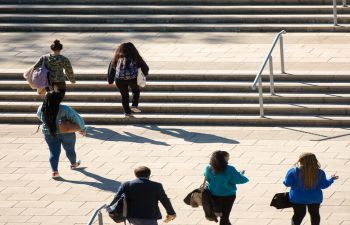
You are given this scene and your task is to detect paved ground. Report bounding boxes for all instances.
[0,125,349,225]
[1,32,350,74]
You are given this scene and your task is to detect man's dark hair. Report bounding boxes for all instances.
[134,166,151,178]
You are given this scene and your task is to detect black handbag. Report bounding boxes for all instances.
[270,192,292,209]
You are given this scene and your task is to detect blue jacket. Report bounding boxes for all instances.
[283,167,334,204]
[111,178,176,220]
[204,165,249,197]
[37,104,86,135]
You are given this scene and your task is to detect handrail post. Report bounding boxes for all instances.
[279,35,285,74]
[258,77,264,117]
[98,211,103,225]
[269,56,275,95]
[333,0,338,26]
[343,0,347,7]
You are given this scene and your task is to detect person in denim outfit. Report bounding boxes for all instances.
[37,92,86,179]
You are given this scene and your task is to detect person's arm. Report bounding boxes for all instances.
[158,184,176,216]
[283,168,296,187]
[63,57,75,83]
[63,106,86,132]
[230,167,249,184]
[110,183,126,205]
[319,170,334,189]
[36,105,43,122]
[33,57,43,70]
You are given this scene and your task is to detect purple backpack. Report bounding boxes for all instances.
[32,56,50,89]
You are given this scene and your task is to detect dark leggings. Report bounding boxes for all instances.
[292,203,320,225]
[211,195,236,225]
[116,79,140,114]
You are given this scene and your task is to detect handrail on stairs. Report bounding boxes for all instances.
[251,30,286,118]
[87,204,107,225]
[333,0,347,26]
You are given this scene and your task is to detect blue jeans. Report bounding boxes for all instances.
[44,133,77,172]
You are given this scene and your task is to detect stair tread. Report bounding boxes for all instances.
[2,91,350,97]
[3,101,350,108]
[3,113,350,120]
[2,14,349,18]
[0,23,348,27]
[0,5,340,9]
[3,80,350,86]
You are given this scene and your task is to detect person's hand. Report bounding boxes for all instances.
[163,214,176,223]
[78,130,86,136]
[331,174,339,180]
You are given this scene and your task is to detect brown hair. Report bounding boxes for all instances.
[210,151,229,174]
[111,42,144,68]
[134,166,151,178]
[51,39,63,51]
[297,153,320,190]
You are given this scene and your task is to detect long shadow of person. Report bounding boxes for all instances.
[137,125,239,144]
[56,167,121,193]
[86,126,170,146]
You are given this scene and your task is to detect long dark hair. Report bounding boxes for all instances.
[210,151,229,174]
[296,153,321,190]
[41,92,63,136]
[112,42,144,68]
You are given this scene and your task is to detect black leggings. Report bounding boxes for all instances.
[116,79,140,114]
[292,203,320,225]
[211,195,236,225]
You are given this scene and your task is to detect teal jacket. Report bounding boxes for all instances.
[204,165,249,197]
[37,104,86,135]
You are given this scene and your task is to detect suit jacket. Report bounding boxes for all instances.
[111,178,175,220]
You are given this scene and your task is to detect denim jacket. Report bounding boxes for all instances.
[37,104,86,135]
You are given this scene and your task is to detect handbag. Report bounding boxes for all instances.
[32,56,50,89]
[270,192,292,209]
[137,68,146,88]
[59,121,81,133]
[23,66,36,89]
[184,170,208,207]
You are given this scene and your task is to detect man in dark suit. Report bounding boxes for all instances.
[110,166,176,225]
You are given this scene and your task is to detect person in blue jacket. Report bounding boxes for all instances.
[284,153,339,225]
[204,151,249,225]
[37,91,86,179]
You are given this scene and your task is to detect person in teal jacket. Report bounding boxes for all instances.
[204,151,249,225]
[37,92,86,179]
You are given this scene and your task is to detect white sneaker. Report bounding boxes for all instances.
[70,160,81,169]
[131,107,141,113]
[52,171,60,179]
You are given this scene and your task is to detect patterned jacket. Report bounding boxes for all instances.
[34,54,75,83]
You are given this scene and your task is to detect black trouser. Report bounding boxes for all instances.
[211,195,236,225]
[116,79,140,114]
[292,203,320,225]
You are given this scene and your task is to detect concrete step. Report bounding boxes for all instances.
[0,0,346,5]
[4,72,350,82]
[2,113,350,126]
[1,23,349,32]
[2,14,350,24]
[3,80,350,93]
[3,101,350,115]
[2,91,350,104]
[0,5,348,15]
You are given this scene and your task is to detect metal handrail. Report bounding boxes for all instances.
[87,204,107,225]
[251,30,286,118]
[333,0,347,26]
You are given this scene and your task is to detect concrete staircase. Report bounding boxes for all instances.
[1,0,350,32]
[1,72,350,126]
